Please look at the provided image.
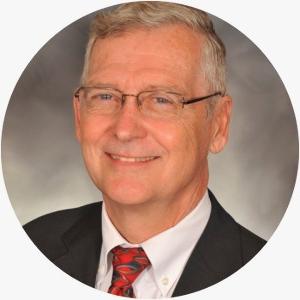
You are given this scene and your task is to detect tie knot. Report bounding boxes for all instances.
[108,246,150,297]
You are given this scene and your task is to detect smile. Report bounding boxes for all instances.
[108,153,159,162]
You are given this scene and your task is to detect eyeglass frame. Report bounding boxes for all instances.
[74,86,223,109]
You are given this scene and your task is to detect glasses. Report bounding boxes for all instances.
[74,86,222,118]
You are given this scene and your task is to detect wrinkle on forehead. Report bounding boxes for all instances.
[87,24,208,95]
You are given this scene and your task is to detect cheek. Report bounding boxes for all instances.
[78,116,110,169]
[79,114,109,144]
[78,117,111,188]
[148,119,184,153]
[149,110,206,148]
[180,114,213,161]
[150,118,200,165]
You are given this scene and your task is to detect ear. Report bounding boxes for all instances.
[73,96,82,142]
[209,95,232,153]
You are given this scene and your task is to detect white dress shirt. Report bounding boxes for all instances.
[95,191,211,298]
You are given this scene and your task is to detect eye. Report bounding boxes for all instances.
[87,89,120,102]
[96,93,113,101]
[154,96,173,104]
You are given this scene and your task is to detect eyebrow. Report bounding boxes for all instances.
[85,82,185,94]
[144,84,185,94]
[84,82,119,89]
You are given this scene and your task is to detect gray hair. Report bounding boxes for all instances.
[80,1,227,97]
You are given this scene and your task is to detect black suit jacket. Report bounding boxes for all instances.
[24,191,266,296]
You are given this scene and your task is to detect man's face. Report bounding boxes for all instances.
[73,24,231,208]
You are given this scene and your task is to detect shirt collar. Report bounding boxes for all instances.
[101,191,211,296]
[101,203,136,275]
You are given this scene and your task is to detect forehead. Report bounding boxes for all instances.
[86,24,207,92]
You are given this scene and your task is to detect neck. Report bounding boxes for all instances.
[103,176,208,244]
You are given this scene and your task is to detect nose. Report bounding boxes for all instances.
[112,96,147,142]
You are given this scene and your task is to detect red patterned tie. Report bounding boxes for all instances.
[108,246,150,297]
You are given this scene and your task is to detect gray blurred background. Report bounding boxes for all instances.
[1,8,298,240]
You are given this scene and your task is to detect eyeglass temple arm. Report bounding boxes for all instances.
[182,92,223,105]
[74,87,82,98]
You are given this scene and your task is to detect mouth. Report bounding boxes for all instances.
[106,153,159,163]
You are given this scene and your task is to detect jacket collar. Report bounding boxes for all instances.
[54,191,242,294]
[55,202,102,287]
[172,190,243,296]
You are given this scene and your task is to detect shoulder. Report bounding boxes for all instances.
[24,202,102,235]
[23,202,102,259]
[208,190,266,264]
[238,224,266,263]
[172,191,266,296]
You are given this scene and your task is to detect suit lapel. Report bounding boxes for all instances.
[54,202,103,287]
[49,194,243,294]
[172,191,243,296]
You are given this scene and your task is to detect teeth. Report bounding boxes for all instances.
[110,154,157,162]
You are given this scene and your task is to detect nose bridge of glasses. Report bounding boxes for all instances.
[121,93,142,107]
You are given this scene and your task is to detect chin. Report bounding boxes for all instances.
[102,180,154,206]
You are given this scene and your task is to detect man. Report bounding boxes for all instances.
[24,2,265,298]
